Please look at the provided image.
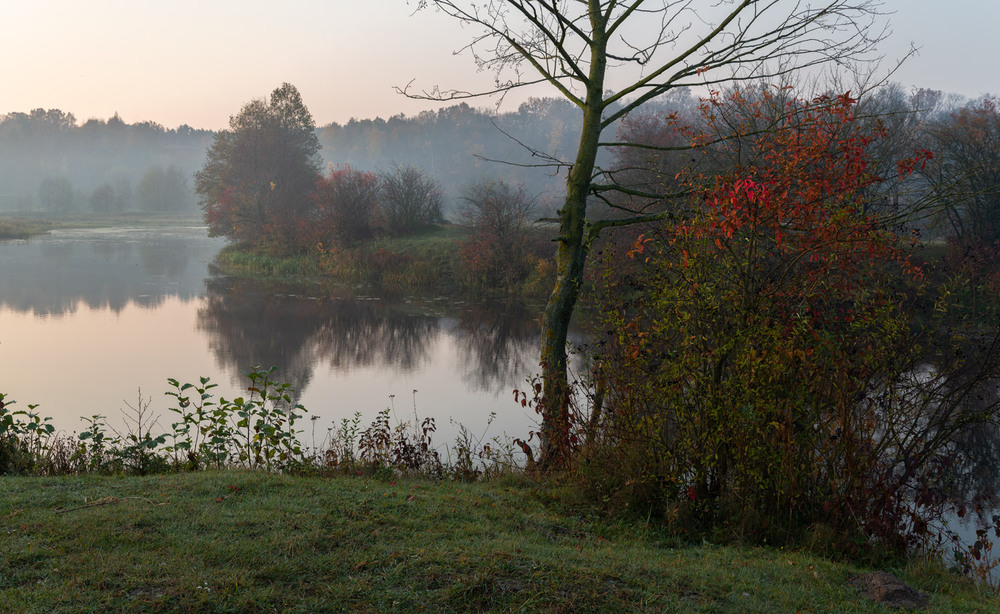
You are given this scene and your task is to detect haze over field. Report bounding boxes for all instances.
[0,0,996,130]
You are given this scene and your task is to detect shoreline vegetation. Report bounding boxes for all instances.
[2,371,998,610]
[2,470,997,613]
[0,217,54,240]
[213,224,470,294]
[212,223,557,301]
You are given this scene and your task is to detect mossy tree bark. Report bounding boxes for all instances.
[538,14,608,466]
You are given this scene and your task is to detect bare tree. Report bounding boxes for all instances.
[312,165,379,245]
[459,178,540,289]
[460,179,537,247]
[922,96,1000,245]
[407,0,889,468]
[375,165,444,235]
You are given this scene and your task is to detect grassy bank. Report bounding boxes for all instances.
[0,218,54,240]
[1,471,995,613]
[45,212,206,229]
[215,225,471,293]
[0,213,208,240]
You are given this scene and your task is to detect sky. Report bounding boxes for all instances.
[0,0,996,131]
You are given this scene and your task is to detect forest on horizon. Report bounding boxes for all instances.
[0,93,672,218]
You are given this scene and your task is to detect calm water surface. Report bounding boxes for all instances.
[0,225,544,446]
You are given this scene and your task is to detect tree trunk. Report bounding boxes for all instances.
[537,7,607,469]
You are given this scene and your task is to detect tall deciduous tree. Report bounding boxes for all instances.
[196,83,321,252]
[409,0,889,467]
[924,97,1000,247]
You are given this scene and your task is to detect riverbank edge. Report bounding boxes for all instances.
[212,224,466,295]
[212,223,556,301]
[1,471,995,613]
[0,213,210,240]
[0,218,55,240]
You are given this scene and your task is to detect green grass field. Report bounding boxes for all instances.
[2,471,995,613]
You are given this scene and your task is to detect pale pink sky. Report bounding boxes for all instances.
[0,0,994,130]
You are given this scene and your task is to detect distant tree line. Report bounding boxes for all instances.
[0,99,597,219]
[0,108,211,213]
[196,84,450,253]
[316,98,603,217]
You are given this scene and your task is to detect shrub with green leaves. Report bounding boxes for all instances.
[0,392,55,474]
[165,367,306,470]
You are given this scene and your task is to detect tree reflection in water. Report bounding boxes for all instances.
[453,301,541,395]
[196,277,545,403]
[0,228,204,315]
[932,347,1000,518]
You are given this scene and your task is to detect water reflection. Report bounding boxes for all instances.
[454,302,541,395]
[0,226,547,446]
[0,227,219,315]
[198,277,327,397]
[196,275,541,399]
[915,339,1000,512]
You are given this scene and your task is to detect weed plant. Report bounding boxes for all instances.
[0,393,55,474]
[0,369,517,482]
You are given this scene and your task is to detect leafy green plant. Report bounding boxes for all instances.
[232,366,307,469]
[165,375,218,469]
[76,414,111,472]
[166,368,307,470]
[0,392,54,474]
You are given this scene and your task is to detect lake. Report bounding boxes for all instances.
[0,224,549,453]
